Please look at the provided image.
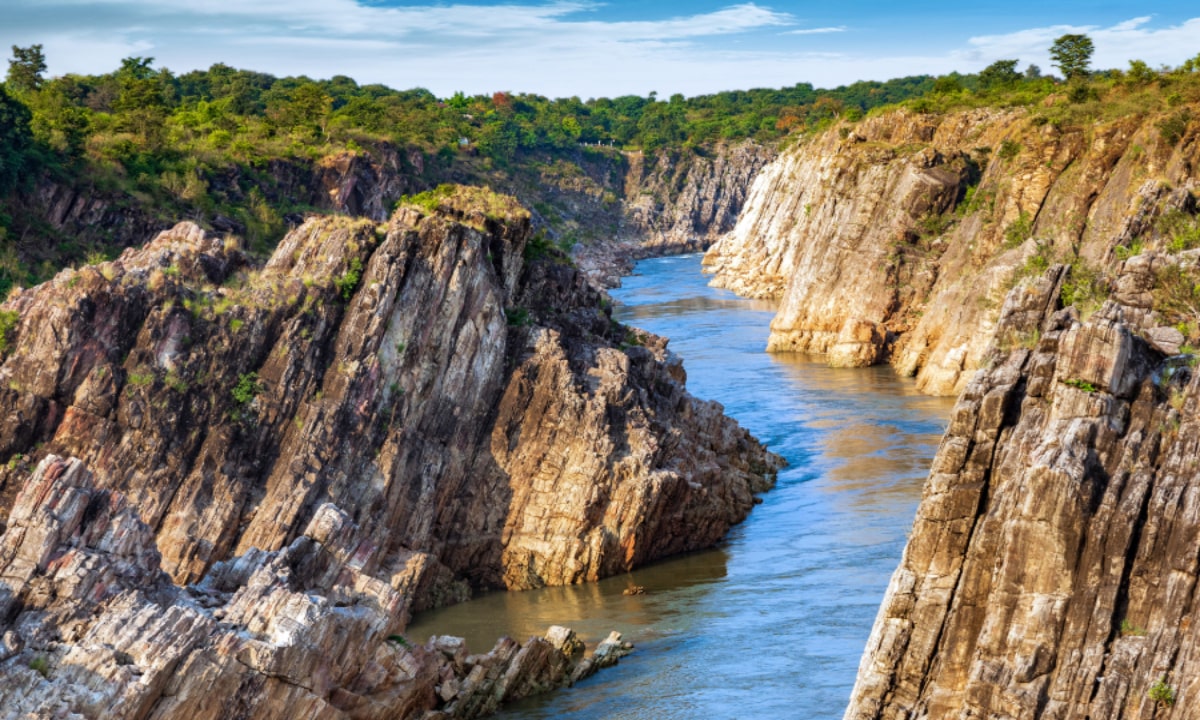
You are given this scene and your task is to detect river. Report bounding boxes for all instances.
[405,254,956,719]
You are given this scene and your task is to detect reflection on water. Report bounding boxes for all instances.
[405,254,955,719]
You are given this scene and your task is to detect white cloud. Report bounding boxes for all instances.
[2,3,1197,98]
[961,16,1200,73]
[783,26,846,36]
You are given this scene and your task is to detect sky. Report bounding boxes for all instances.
[1,0,1198,98]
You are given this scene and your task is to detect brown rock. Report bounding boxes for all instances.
[0,186,780,718]
[844,279,1200,720]
[705,103,1200,396]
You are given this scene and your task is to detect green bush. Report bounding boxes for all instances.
[334,257,363,301]
[1003,211,1033,248]
[231,371,261,405]
[1060,258,1109,316]
[1062,377,1098,392]
[1149,677,1176,707]
[0,309,18,357]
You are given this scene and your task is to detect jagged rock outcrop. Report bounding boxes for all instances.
[705,104,1199,394]
[0,455,632,719]
[0,186,778,717]
[844,258,1200,719]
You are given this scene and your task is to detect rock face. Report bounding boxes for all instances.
[0,187,779,717]
[26,145,432,253]
[549,141,776,287]
[14,141,771,292]
[704,104,1200,393]
[844,260,1200,719]
[0,455,632,719]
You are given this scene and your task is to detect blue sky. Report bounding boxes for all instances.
[2,1,1198,98]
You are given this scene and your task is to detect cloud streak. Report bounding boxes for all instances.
[1,2,1197,98]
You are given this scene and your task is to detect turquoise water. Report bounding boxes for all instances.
[406,254,954,719]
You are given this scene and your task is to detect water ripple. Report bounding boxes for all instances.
[406,255,954,719]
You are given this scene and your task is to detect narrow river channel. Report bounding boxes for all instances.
[406,254,956,719]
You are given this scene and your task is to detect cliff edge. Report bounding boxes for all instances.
[844,255,1200,719]
[705,102,1199,395]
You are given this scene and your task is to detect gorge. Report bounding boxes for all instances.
[1,52,1200,720]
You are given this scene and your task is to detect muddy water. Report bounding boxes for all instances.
[405,254,955,719]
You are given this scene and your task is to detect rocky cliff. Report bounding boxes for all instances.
[844,254,1200,719]
[0,186,779,718]
[11,140,771,292]
[704,103,1199,394]
[570,142,775,285]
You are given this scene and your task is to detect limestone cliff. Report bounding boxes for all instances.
[0,187,779,718]
[704,104,1199,394]
[844,256,1200,719]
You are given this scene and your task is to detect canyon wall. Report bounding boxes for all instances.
[845,254,1200,719]
[0,186,779,718]
[13,140,772,289]
[704,103,1199,394]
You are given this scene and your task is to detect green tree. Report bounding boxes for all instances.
[6,44,46,94]
[1049,34,1094,80]
[978,59,1021,90]
[1125,59,1157,84]
[0,84,34,194]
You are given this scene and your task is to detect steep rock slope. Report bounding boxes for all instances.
[0,186,778,599]
[845,258,1200,719]
[13,140,772,290]
[571,141,775,285]
[0,187,779,716]
[0,454,634,719]
[705,104,1199,394]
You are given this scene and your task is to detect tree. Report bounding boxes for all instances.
[6,44,46,94]
[1024,64,1042,79]
[0,84,34,194]
[1049,34,1094,80]
[978,59,1021,90]
[1125,59,1157,85]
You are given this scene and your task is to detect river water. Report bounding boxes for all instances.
[406,254,955,719]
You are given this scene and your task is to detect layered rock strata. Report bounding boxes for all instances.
[0,187,779,717]
[845,257,1200,719]
[704,105,1199,394]
[0,455,631,719]
[572,141,775,286]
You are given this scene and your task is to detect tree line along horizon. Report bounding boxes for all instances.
[0,32,1197,295]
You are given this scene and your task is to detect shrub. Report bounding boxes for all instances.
[28,655,50,678]
[1060,258,1109,317]
[1062,377,1098,392]
[1152,264,1200,331]
[1157,210,1200,253]
[997,138,1021,160]
[1003,212,1034,248]
[334,257,363,301]
[505,307,531,326]
[231,371,261,405]
[0,309,18,357]
[1149,677,1176,707]
[1157,110,1192,146]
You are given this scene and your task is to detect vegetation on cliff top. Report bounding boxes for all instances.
[1,39,1198,299]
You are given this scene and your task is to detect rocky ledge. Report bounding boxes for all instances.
[0,186,780,717]
[845,255,1200,719]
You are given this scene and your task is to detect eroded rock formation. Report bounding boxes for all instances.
[845,257,1200,719]
[0,186,779,718]
[705,104,1199,394]
[0,454,632,719]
